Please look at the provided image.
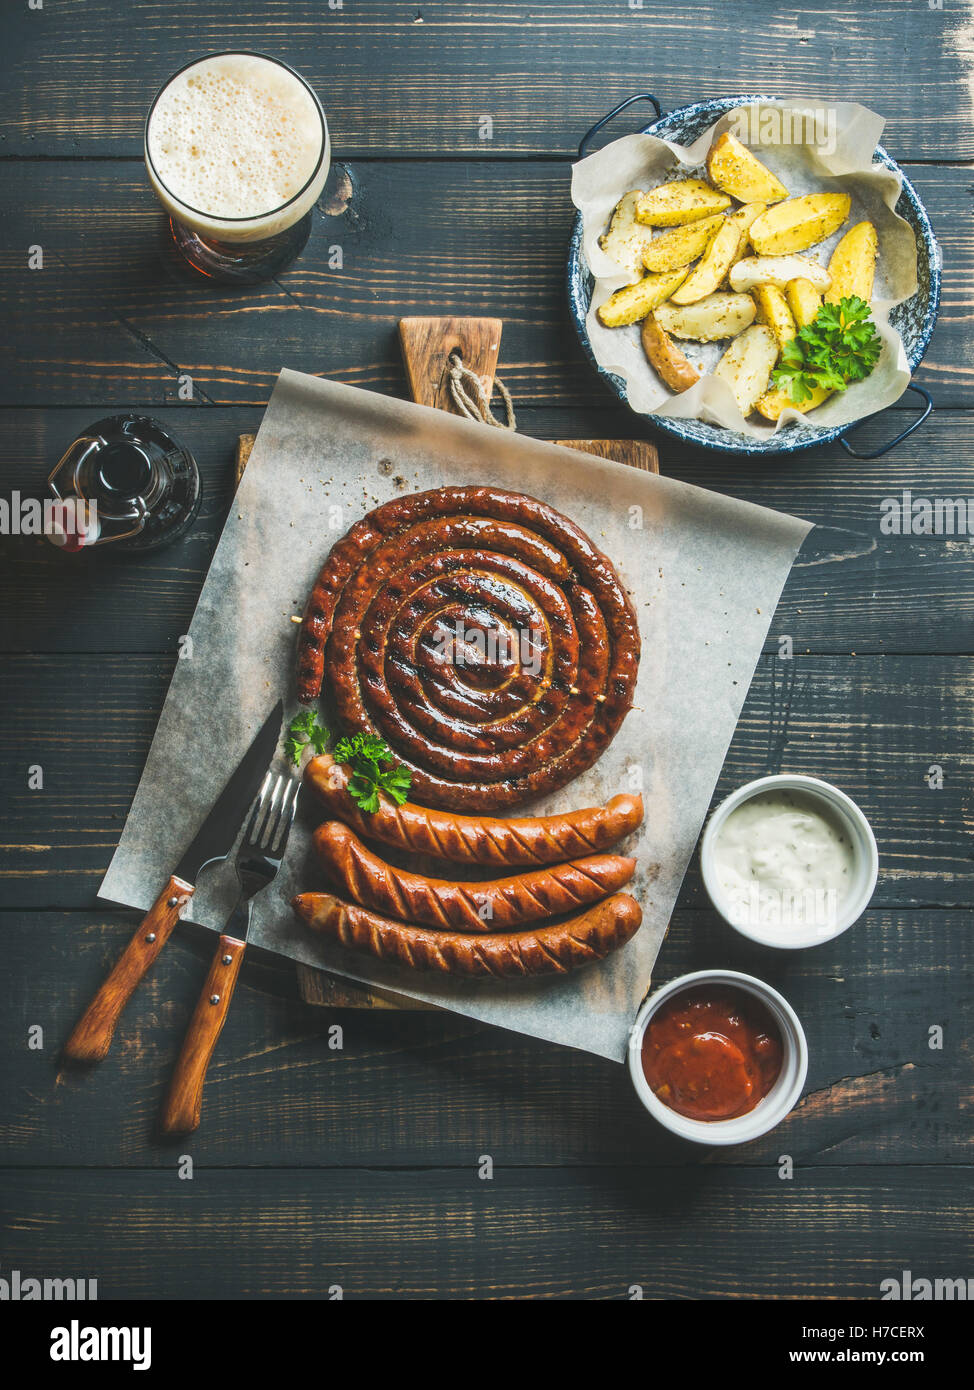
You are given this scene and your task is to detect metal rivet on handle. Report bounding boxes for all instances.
[209,994,220,1005]
[222,954,232,965]
[167,897,179,907]
[146,933,156,943]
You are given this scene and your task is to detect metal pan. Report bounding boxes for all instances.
[567,93,939,457]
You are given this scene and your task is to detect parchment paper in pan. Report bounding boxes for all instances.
[99,370,811,1061]
[573,100,916,435]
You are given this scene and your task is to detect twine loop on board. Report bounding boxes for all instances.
[446,349,517,430]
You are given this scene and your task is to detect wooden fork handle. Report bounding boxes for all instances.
[161,934,246,1136]
[63,875,194,1063]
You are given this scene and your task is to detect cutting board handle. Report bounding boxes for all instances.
[398,316,503,413]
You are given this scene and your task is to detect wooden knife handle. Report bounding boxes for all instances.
[63,875,193,1063]
[160,934,246,1136]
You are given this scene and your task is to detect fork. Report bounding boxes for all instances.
[161,771,301,1135]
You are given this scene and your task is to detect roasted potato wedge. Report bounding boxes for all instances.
[750,284,797,353]
[655,292,757,342]
[723,202,767,276]
[669,218,744,305]
[713,325,779,416]
[641,313,700,393]
[785,277,823,329]
[598,191,658,280]
[596,267,689,328]
[755,382,832,422]
[825,220,878,304]
[635,178,732,227]
[705,132,788,204]
[730,255,831,293]
[748,193,851,255]
[641,215,725,273]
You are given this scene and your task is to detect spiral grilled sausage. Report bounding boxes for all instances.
[291,892,643,978]
[304,755,643,866]
[313,821,636,932]
[296,486,640,812]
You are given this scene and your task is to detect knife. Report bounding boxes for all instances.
[64,699,284,1063]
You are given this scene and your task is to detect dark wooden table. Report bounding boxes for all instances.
[2,1,971,1300]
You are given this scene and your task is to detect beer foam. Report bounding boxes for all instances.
[147,55,323,219]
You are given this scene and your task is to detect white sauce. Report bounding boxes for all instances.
[713,789,856,936]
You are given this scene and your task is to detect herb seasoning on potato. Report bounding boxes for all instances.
[595,123,883,424]
[705,132,789,205]
[635,178,731,226]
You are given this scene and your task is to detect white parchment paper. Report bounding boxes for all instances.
[573,100,917,435]
[100,370,811,1060]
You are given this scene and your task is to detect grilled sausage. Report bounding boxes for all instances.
[304,755,644,866]
[312,820,636,932]
[291,892,643,978]
[295,485,640,812]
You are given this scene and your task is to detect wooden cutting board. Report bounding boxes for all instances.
[237,317,658,1008]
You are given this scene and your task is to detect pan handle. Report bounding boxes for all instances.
[578,94,664,158]
[838,384,933,460]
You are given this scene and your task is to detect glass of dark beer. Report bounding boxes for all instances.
[144,52,330,283]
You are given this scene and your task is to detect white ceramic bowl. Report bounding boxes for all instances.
[699,774,879,950]
[627,969,808,1145]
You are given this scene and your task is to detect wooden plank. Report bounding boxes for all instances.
[2,2,965,1300]
[292,963,432,1011]
[0,1166,968,1299]
[1,1,970,161]
[0,160,965,407]
[2,406,972,657]
[554,439,658,473]
[1,906,968,1167]
[232,395,666,503]
[0,653,970,910]
[294,319,661,1010]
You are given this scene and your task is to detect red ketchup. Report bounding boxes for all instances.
[641,985,783,1121]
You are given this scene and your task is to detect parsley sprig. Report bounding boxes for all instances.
[284,714,412,813]
[771,296,883,405]
[332,732,391,766]
[285,710,329,766]
[333,732,413,814]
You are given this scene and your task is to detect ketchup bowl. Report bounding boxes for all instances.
[627,970,808,1146]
